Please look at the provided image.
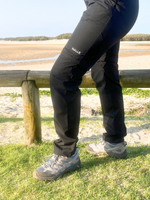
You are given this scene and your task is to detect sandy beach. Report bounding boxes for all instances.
[0,40,150,70]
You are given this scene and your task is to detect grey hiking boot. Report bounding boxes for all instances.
[33,149,81,181]
[86,139,127,159]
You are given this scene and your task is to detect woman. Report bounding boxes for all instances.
[33,0,139,181]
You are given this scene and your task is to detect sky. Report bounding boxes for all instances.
[0,0,149,38]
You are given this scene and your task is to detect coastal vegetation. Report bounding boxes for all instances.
[121,34,150,41]
[0,33,150,41]
[0,33,72,41]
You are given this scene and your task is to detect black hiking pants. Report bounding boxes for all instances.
[50,0,139,157]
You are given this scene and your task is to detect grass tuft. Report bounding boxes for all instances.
[39,88,150,98]
[122,88,150,98]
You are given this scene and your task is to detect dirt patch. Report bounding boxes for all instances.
[125,107,145,116]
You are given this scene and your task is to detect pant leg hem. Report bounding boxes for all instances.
[103,134,126,143]
[53,142,76,157]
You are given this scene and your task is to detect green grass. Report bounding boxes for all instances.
[39,90,51,97]
[0,117,23,123]
[0,93,22,98]
[1,88,150,98]
[122,88,150,98]
[0,93,22,102]
[80,88,150,98]
[1,143,150,200]
[39,89,99,97]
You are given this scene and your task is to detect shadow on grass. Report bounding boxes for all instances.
[0,117,54,124]
[80,117,103,121]
[0,117,23,123]
[41,117,54,123]
[41,117,103,123]
[125,115,150,121]
[126,145,150,158]
[128,123,150,134]
[80,145,150,171]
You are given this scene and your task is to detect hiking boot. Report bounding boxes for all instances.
[33,149,81,181]
[86,139,127,158]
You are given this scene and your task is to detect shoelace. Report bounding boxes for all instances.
[42,154,59,168]
[96,139,127,147]
[96,138,105,146]
[42,149,79,168]
[42,154,69,168]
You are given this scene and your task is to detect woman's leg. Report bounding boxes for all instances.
[91,41,126,143]
[33,0,139,181]
[86,41,127,158]
[50,0,139,157]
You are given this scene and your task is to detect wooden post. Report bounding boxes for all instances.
[22,80,41,145]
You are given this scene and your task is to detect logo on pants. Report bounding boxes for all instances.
[72,47,81,55]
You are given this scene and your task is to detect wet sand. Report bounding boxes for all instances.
[0,40,150,70]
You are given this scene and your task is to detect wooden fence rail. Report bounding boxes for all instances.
[1,70,150,145]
